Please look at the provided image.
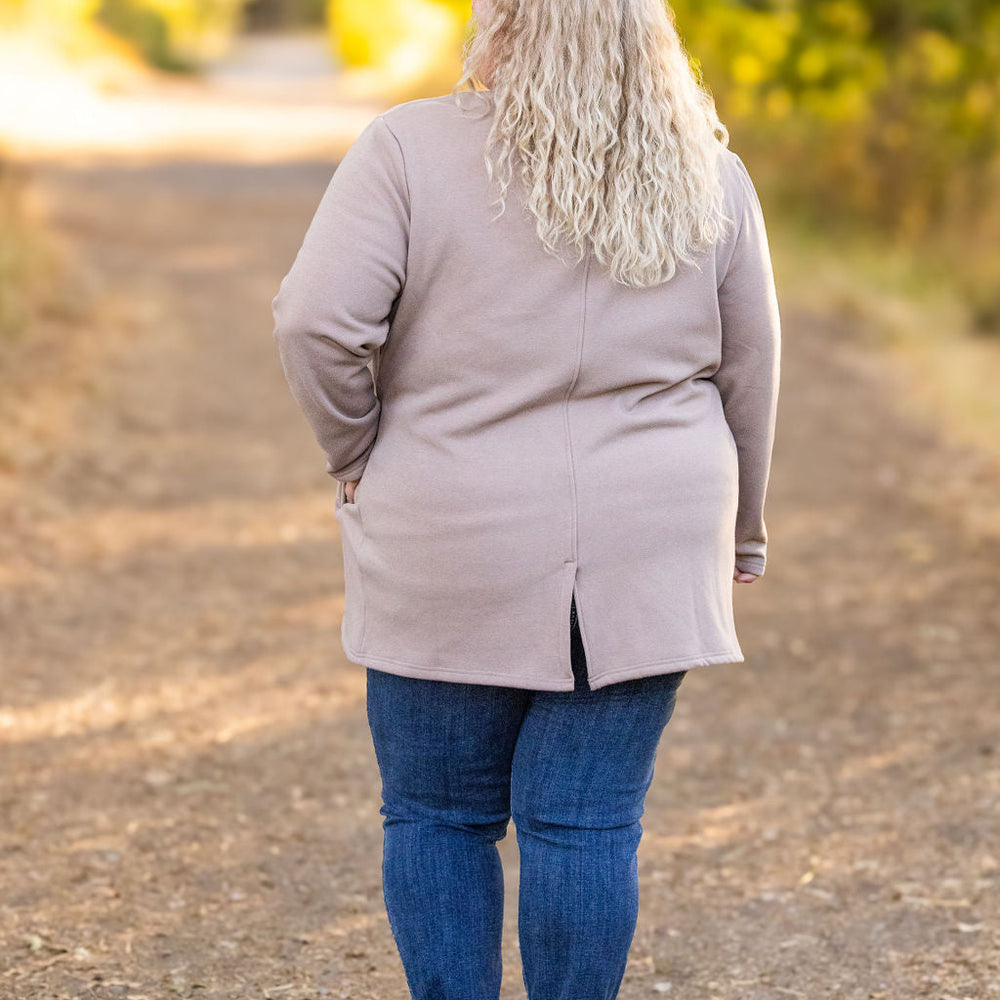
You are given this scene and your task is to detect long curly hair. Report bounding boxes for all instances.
[451,0,733,288]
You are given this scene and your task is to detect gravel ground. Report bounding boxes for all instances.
[1,73,999,1000]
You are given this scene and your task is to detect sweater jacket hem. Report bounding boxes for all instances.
[344,638,746,692]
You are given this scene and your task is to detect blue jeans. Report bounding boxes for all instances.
[365,596,687,1000]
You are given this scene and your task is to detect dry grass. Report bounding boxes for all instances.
[2,155,998,999]
[0,154,110,488]
[0,154,55,342]
[769,209,1000,465]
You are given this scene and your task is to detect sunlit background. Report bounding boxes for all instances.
[3,0,999,452]
[2,4,999,999]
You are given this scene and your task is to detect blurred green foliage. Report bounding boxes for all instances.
[1,0,248,69]
[3,0,996,323]
[670,0,999,249]
[326,0,999,257]
[93,0,193,70]
[93,0,247,68]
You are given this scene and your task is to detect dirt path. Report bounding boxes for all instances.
[2,58,999,1000]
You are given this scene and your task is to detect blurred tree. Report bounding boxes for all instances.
[1,0,250,69]
[5,0,994,309]
[241,0,324,31]
[326,0,468,96]
[318,0,998,249]
[672,0,999,247]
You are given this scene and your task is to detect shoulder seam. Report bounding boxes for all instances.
[376,115,412,220]
[717,152,749,289]
[382,95,456,116]
[733,156,749,252]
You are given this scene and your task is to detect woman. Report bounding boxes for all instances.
[270,1,781,997]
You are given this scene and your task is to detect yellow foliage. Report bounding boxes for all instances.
[329,0,406,65]
[833,79,869,122]
[964,81,994,120]
[329,0,465,78]
[817,0,869,38]
[727,86,756,119]
[764,87,794,120]
[10,0,244,65]
[773,9,801,42]
[883,122,909,150]
[750,11,795,65]
[158,0,244,61]
[914,30,963,86]
[21,0,101,25]
[796,46,828,83]
[730,53,765,86]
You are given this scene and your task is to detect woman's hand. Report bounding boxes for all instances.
[733,569,759,584]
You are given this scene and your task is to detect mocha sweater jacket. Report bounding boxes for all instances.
[271,90,782,691]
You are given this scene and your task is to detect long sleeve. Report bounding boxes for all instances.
[271,114,410,483]
[713,153,782,577]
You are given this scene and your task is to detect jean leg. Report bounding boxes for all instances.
[510,666,686,1000]
[365,667,531,1000]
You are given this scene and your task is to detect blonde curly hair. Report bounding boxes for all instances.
[452,0,733,288]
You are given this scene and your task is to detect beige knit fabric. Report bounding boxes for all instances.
[271,91,781,691]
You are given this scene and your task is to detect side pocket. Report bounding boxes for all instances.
[334,487,368,654]
[335,478,361,511]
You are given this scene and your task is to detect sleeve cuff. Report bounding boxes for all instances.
[735,555,766,576]
[327,455,370,483]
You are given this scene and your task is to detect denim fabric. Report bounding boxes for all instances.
[364,596,687,1000]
